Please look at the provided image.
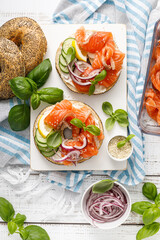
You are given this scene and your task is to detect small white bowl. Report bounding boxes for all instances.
[81,181,131,230]
[107,135,133,162]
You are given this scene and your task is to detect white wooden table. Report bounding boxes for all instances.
[1,2,160,239]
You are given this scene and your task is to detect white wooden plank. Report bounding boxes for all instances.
[0,174,159,224]
[0,223,159,240]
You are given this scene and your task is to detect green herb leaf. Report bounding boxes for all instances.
[31,93,41,110]
[105,117,115,131]
[85,125,100,136]
[70,118,84,128]
[38,87,63,104]
[126,134,135,141]
[66,47,76,64]
[114,109,128,118]
[117,140,127,149]
[47,131,62,149]
[8,221,17,235]
[89,84,95,96]
[92,179,115,194]
[19,228,29,240]
[9,77,33,100]
[24,225,50,240]
[155,193,160,206]
[142,182,157,201]
[117,117,129,127]
[143,207,160,225]
[26,78,37,92]
[14,213,26,227]
[8,104,30,131]
[94,70,107,82]
[102,102,113,116]
[136,222,160,240]
[27,59,52,89]
[0,197,15,222]
[131,201,153,215]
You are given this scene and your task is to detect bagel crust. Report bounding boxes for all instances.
[0,17,47,74]
[0,37,25,99]
[33,100,104,166]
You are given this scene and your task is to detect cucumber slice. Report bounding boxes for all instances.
[62,37,75,54]
[41,150,56,157]
[61,50,67,59]
[35,136,47,148]
[35,129,47,144]
[59,63,69,74]
[38,146,53,152]
[59,54,67,67]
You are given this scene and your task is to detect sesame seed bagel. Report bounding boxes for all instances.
[33,100,104,166]
[0,37,25,99]
[0,17,47,74]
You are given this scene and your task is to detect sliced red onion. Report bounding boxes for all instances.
[70,74,91,86]
[74,137,87,150]
[75,61,91,73]
[86,184,127,224]
[51,150,81,163]
[61,139,74,150]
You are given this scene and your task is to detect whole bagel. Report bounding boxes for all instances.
[0,37,25,99]
[0,17,47,74]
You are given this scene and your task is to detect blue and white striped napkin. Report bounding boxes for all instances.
[0,0,159,192]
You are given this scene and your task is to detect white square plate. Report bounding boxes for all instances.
[30,24,127,171]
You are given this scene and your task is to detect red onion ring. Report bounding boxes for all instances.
[86,184,127,224]
[75,61,91,73]
[61,137,87,150]
[51,150,81,162]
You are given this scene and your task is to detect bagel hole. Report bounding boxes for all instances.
[63,128,72,139]
[9,32,23,50]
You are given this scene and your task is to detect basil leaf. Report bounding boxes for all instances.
[155,193,160,206]
[143,207,160,225]
[0,197,15,222]
[8,221,17,235]
[105,117,115,131]
[66,47,76,64]
[142,182,157,201]
[85,125,100,136]
[26,78,37,92]
[14,213,26,227]
[24,225,50,240]
[102,102,113,116]
[27,59,52,88]
[70,118,84,128]
[94,70,107,81]
[89,84,95,96]
[47,131,62,148]
[31,93,41,110]
[117,117,129,127]
[114,109,128,117]
[8,104,30,131]
[126,134,135,141]
[136,222,160,240]
[38,87,63,104]
[20,228,29,240]
[9,77,33,100]
[131,201,153,215]
[117,140,126,149]
[92,179,115,194]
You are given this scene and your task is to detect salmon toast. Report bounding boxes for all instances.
[33,100,104,166]
[55,26,125,94]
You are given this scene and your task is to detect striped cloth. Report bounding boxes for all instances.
[0,0,159,192]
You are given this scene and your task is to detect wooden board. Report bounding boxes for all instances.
[30,24,127,171]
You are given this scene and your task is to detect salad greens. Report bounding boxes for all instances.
[8,59,63,131]
[70,118,100,136]
[89,70,107,95]
[102,101,129,130]
[0,197,50,239]
[132,182,160,240]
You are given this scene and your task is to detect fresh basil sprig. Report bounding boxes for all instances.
[27,58,52,88]
[0,197,50,239]
[102,101,129,130]
[66,47,76,65]
[117,134,135,148]
[37,87,63,104]
[92,179,116,194]
[70,118,100,136]
[89,70,107,95]
[132,182,160,240]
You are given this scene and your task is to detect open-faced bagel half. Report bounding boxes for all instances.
[33,100,104,165]
[0,17,47,74]
[0,37,25,99]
